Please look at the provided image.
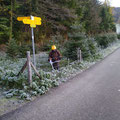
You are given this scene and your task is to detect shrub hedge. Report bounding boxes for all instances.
[95,33,117,48]
[117,34,120,39]
[63,33,99,60]
[7,40,39,58]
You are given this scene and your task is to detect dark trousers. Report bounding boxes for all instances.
[53,62,59,70]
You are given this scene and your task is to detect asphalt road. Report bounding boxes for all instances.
[1,48,120,120]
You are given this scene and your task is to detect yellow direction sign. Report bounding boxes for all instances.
[34,17,41,21]
[30,24,36,28]
[17,16,42,28]
[17,16,30,21]
[23,19,41,25]
[23,19,32,24]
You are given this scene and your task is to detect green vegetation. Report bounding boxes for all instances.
[1,41,120,100]
[117,34,120,39]
[0,0,120,100]
[63,25,99,60]
[0,0,117,59]
[95,33,118,48]
[0,0,116,49]
[6,39,19,58]
[100,6,116,32]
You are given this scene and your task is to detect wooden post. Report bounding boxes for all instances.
[17,61,27,76]
[68,58,70,66]
[80,49,82,62]
[31,62,41,79]
[77,48,80,62]
[27,51,32,85]
[77,48,82,62]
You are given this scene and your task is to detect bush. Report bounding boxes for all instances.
[64,34,97,60]
[19,44,30,58]
[6,39,19,58]
[7,41,39,58]
[95,33,117,48]
[41,33,65,52]
[19,44,39,58]
[40,44,50,51]
[63,25,99,60]
[117,34,120,39]
[87,38,100,57]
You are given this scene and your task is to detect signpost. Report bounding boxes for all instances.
[17,15,42,67]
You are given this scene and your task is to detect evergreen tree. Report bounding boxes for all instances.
[77,0,101,35]
[64,25,98,60]
[0,0,10,43]
[0,0,116,47]
[6,39,19,58]
[0,18,10,44]
[100,5,115,32]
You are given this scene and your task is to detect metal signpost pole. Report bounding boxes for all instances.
[17,15,42,68]
[31,16,36,67]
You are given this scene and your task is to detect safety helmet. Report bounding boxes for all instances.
[52,45,56,50]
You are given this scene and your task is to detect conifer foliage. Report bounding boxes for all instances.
[64,25,99,60]
[0,0,116,45]
[0,0,117,59]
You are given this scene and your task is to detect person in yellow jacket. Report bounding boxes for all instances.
[48,45,61,70]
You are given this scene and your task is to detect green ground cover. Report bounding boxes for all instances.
[0,40,120,115]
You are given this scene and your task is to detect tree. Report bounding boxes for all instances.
[0,18,10,44]
[76,0,101,35]
[100,5,115,32]
[0,0,117,47]
[0,0,17,43]
[0,0,10,43]
[64,24,99,60]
